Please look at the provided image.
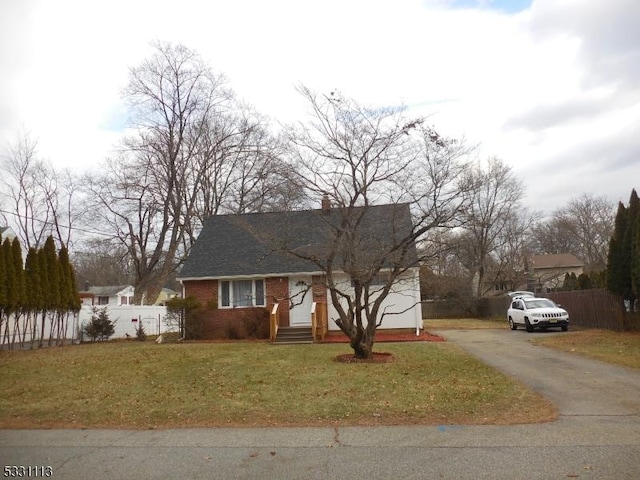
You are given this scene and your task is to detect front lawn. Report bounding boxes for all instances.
[0,341,555,428]
[531,330,640,369]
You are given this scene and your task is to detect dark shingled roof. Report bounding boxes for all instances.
[81,285,133,296]
[531,253,583,269]
[179,203,418,279]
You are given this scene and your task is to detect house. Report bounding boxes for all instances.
[177,203,423,340]
[529,254,584,292]
[154,288,180,305]
[0,226,17,243]
[79,285,136,307]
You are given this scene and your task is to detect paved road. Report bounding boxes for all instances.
[1,329,639,479]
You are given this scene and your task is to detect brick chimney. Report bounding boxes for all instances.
[321,194,331,214]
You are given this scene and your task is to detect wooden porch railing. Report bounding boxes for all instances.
[269,303,280,342]
[311,301,328,341]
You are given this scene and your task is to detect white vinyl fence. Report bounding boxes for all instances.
[1,305,174,349]
[78,305,174,340]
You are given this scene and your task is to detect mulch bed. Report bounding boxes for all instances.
[320,331,445,343]
[328,331,445,363]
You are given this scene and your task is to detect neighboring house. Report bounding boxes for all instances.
[529,254,584,292]
[0,226,17,243]
[178,203,423,340]
[79,285,136,307]
[154,288,179,305]
[472,263,528,298]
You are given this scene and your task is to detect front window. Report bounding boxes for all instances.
[220,279,265,308]
[97,296,109,305]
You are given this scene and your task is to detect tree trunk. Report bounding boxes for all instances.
[348,327,375,359]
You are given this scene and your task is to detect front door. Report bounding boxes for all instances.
[288,276,313,325]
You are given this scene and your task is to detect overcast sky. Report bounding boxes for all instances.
[1,0,638,215]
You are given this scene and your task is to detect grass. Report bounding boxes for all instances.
[425,318,506,330]
[531,330,640,370]
[0,341,554,429]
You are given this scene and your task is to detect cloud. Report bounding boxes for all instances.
[1,0,638,217]
[505,92,628,131]
[0,1,39,134]
[527,0,640,92]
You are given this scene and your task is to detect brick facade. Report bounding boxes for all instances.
[265,277,290,327]
[312,275,327,303]
[183,276,295,339]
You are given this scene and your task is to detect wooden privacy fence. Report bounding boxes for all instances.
[542,289,631,331]
[423,289,638,331]
[421,299,478,319]
[421,297,508,319]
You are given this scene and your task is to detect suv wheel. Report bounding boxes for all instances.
[561,325,568,332]
[508,317,517,330]
[525,318,534,333]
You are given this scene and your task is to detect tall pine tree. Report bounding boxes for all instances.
[58,246,80,312]
[632,194,640,300]
[625,190,639,301]
[36,242,51,347]
[25,247,43,343]
[607,202,628,296]
[0,240,6,338]
[2,239,16,315]
[42,236,62,312]
[606,189,640,309]
[11,239,26,313]
[0,239,6,315]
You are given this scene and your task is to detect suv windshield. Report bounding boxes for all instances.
[524,299,556,309]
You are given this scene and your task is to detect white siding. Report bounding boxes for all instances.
[326,268,422,331]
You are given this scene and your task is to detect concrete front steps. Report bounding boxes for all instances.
[273,326,314,344]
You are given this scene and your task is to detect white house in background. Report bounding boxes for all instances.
[154,288,180,305]
[79,285,136,306]
[0,226,17,242]
[529,253,584,292]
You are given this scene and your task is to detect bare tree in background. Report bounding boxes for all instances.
[531,194,614,271]
[530,217,577,256]
[85,42,292,303]
[186,104,303,243]
[71,238,134,289]
[419,229,472,301]
[0,131,78,249]
[458,157,531,297]
[490,209,539,291]
[275,87,472,358]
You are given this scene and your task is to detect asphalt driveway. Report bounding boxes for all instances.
[438,328,640,416]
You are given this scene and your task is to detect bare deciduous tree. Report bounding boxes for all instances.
[531,194,615,271]
[85,42,293,303]
[71,238,134,289]
[274,87,472,359]
[458,157,529,296]
[1,131,78,249]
